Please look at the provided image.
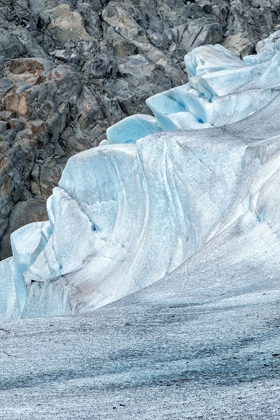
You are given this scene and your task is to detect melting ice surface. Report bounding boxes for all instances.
[2,31,280,320]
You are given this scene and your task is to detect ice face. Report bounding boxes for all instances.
[2,32,280,320]
[107,115,162,144]
[0,258,18,321]
[107,43,280,140]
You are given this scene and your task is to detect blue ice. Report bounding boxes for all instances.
[2,31,280,320]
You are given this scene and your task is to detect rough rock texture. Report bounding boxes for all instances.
[1,0,280,259]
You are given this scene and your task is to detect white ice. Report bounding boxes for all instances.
[2,32,280,319]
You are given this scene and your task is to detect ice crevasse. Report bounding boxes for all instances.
[2,31,280,320]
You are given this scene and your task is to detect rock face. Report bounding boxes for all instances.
[1,0,280,259]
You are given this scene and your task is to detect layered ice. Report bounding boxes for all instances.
[2,32,280,320]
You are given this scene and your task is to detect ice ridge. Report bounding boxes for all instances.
[2,31,280,320]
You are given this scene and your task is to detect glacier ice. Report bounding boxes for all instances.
[2,32,280,319]
[107,114,162,144]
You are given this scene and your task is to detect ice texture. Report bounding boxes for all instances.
[2,33,280,319]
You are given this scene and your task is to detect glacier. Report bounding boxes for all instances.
[2,31,280,320]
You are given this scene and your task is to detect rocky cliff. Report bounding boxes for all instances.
[1,0,280,259]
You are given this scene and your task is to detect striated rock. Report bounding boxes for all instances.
[222,33,254,57]
[47,4,91,42]
[0,29,25,62]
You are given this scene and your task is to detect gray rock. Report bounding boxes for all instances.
[0,29,25,60]
[0,121,7,133]
[8,118,25,131]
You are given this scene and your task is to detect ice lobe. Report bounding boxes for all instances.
[107,115,162,144]
[108,40,280,143]
[2,32,280,319]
